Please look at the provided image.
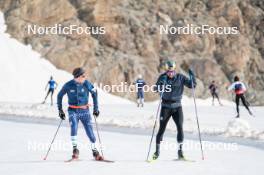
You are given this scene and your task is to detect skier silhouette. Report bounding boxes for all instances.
[42,76,58,105]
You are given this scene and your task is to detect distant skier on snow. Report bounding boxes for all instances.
[152,60,196,160]
[57,67,103,161]
[42,76,57,105]
[134,74,146,107]
[209,80,223,106]
[228,76,253,118]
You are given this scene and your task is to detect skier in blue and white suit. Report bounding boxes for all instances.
[57,67,103,160]
[134,74,146,107]
[42,76,58,105]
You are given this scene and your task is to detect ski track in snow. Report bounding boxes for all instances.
[0,102,263,141]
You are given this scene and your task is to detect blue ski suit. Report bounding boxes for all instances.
[57,80,99,145]
[48,80,57,90]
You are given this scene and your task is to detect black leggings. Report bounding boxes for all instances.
[156,106,183,144]
[235,94,249,114]
[45,89,54,103]
[212,92,219,100]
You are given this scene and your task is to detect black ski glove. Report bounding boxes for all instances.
[59,109,66,120]
[188,69,195,79]
[188,69,196,87]
[93,110,100,118]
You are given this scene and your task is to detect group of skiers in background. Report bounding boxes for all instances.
[208,77,253,118]
[42,60,254,161]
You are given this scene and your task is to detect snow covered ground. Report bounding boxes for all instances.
[0,119,264,175]
[0,102,264,140]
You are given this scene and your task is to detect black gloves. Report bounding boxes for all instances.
[93,110,100,117]
[59,109,66,120]
[188,69,197,87]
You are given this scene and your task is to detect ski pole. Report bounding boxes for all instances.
[146,91,164,161]
[43,119,63,160]
[190,73,205,160]
[93,115,104,158]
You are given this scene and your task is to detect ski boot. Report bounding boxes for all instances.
[152,151,159,160]
[92,148,103,161]
[248,110,253,116]
[152,144,160,160]
[72,147,79,159]
[178,149,185,160]
[236,114,240,118]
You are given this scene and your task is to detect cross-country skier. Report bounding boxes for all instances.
[209,80,223,106]
[42,76,57,105]
[134,74,146,107]
[152,60,196,160]
[57,67,102,161]
[228,76,253,118]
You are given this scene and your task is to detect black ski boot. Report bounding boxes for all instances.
[152,151,159,160]
[236,114,240,118]
[92,148,103,160]
[178,149,185,159]
[178,144,185,159]
[152,144,160,160]
[72,147,79,159]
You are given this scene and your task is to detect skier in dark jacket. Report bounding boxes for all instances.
[42,76,57,105]
[228,76,253,118]
[209,80,223,106]
[57,67,102,160]
[134,74,146,107]
[152,60,196,160]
